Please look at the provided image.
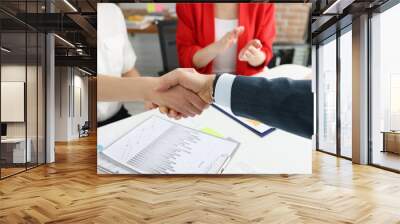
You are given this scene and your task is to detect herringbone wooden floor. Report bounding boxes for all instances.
[1,135,400,224]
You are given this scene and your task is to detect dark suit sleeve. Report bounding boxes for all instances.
[230,76,313,139]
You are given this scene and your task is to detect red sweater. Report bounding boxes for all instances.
[176,3,276,76]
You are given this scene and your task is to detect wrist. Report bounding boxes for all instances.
[142,77,159,102]
[199,74,215,104]
[210,41,223,55]
[207,74,216,103]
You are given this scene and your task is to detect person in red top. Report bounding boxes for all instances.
[176,3,276,76]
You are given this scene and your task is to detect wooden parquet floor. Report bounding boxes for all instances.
[1,135,400,224]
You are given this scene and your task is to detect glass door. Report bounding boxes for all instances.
[1,31,28,178]
[370,3,400,171]
[0,1,47,179]
[317,36,337,155]
[339,28,352,158]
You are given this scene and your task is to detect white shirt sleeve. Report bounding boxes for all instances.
[214,73,236,109]
[122,21,136,74]
[121,16,136,73]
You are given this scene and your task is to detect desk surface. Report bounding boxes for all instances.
[127,24,158,34]
[1,138,26,144]
[97,107,311,174]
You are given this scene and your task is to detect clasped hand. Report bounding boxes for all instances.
[145,68,215,119]
[215,26,265,67]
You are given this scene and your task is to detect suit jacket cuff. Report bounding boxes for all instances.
[214,73,236,108]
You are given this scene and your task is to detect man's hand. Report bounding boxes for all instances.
[156,68,215,119]
[238,39,266,67]
[142,73,207,117]
[157,68,215,103]
[149,85,206,117]
[215,26,244,52]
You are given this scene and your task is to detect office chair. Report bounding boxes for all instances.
[156,20,179,76]
[78,121,90,138]
[267,48,295,68]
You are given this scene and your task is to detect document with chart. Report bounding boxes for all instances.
[100,116,239,174]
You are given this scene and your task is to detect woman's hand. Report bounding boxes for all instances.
[215,26,245,52]
[238,39,266,67]
[145,102,185,119]
[144,101,157,110]
[192,26,244,69]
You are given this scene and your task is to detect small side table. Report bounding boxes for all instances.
[381,131,400,154]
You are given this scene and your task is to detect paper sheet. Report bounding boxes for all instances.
[101,116,239,174]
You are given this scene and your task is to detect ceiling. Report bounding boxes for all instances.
[0,0,97,72]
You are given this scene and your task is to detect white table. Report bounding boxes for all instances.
[97,107,311,174]
[1,138,31,163]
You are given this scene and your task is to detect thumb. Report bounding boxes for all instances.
[156,72,180,92]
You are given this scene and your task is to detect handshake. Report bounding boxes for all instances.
[144,68,216,119]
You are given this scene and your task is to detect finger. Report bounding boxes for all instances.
[233,26,245,38]
[168,110,181,120]
[186,91,208,112]
[159,106,169,114]
[156,69,181,91]
[163,87,196,117]
[173,110,183,119]
[172,101,195,117]
[239,50,251,61]
[247,45,259,56]
[239,43,252,61]
[229,26,244,43]
[238,49,247,61]
[250,39,262,49]
[183,91,204,115]
[151,103,158,109]
[144,101,157,110]
[167,110,176,119]
[227,32,236,45]
[175,113,182,119]
[183,101,199,117]
[244,51,252,60]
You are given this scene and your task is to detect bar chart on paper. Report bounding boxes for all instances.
[101,116,239,174]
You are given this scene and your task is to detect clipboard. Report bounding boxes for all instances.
[100,116,240,174]
[212,104,276,137]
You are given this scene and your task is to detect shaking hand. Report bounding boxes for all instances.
[155,68,215,119]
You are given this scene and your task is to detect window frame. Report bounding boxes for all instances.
[0,0,48,180]
[367,0,400,173]
[315,22,353,160]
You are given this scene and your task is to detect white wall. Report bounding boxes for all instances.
[55,67,89,141]
[1,65,39,138]
[71,74,89,138]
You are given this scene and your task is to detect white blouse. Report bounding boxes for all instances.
[97,3,136,122]
[213,18,238,74]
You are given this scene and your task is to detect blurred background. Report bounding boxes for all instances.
[117,3,312,115]
[118,3,311,76]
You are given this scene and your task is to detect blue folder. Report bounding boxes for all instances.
[212,104,275,137]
